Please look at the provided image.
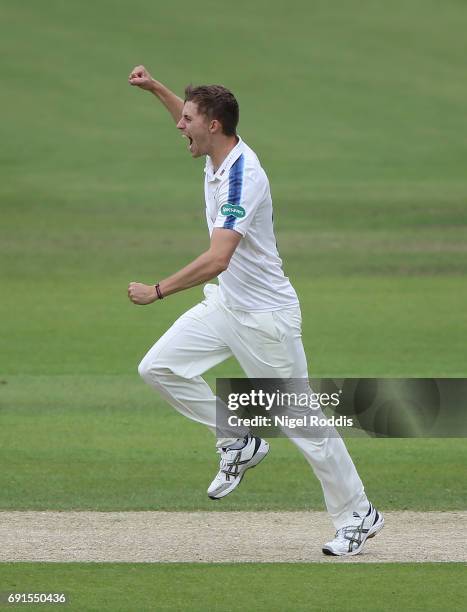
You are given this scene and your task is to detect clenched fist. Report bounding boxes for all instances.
[128,65,155,91]
[128,282,158,305]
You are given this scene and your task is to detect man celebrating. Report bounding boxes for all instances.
[127,65,383,556]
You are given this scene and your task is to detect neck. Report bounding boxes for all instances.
[210,135,239,173]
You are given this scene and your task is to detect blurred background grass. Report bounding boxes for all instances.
[0,0,466,511]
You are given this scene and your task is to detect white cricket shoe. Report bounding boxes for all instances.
[207,435,269,500]
[322,502,384,556]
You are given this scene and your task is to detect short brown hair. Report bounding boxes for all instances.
[184,84,239,136]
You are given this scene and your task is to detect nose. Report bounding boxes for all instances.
[176,118,185,130]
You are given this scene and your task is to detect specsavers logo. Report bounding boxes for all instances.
[221,204,245,218]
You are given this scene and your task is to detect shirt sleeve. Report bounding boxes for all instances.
[213,154,266,237]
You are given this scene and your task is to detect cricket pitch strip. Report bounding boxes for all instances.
[1,511,465,563]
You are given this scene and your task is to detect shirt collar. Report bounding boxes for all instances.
[204,135,244,182]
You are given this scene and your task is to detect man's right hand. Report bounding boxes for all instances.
[128,65,155,91]
[128,65,184,124]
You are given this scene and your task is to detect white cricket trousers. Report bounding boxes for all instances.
[138,284,369,529]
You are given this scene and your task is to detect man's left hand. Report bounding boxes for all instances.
[128,282,158,305]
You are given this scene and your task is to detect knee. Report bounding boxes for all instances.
[137,358,150,382]
[138,356,171,386]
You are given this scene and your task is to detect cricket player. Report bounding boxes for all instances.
[127,65,384,556]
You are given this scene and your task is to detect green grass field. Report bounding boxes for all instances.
[1,0,466,609]
[0,375,466,511]
[1,564,466,612]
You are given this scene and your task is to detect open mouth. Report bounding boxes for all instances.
[183,134,194,151]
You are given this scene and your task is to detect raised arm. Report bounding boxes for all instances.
[128,65,184,124]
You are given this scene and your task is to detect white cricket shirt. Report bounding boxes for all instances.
[204,136,299,311]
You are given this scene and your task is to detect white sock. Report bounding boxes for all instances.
[226,434,250,450]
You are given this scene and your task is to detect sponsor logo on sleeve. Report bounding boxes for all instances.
[221,203,246,218]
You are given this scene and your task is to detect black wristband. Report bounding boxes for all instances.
[155,283,164,300]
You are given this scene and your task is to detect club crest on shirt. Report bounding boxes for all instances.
[221,204,245,218]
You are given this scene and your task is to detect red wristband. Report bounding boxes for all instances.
[155,283,164,300]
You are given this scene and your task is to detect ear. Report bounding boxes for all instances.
[209,119,222,134]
